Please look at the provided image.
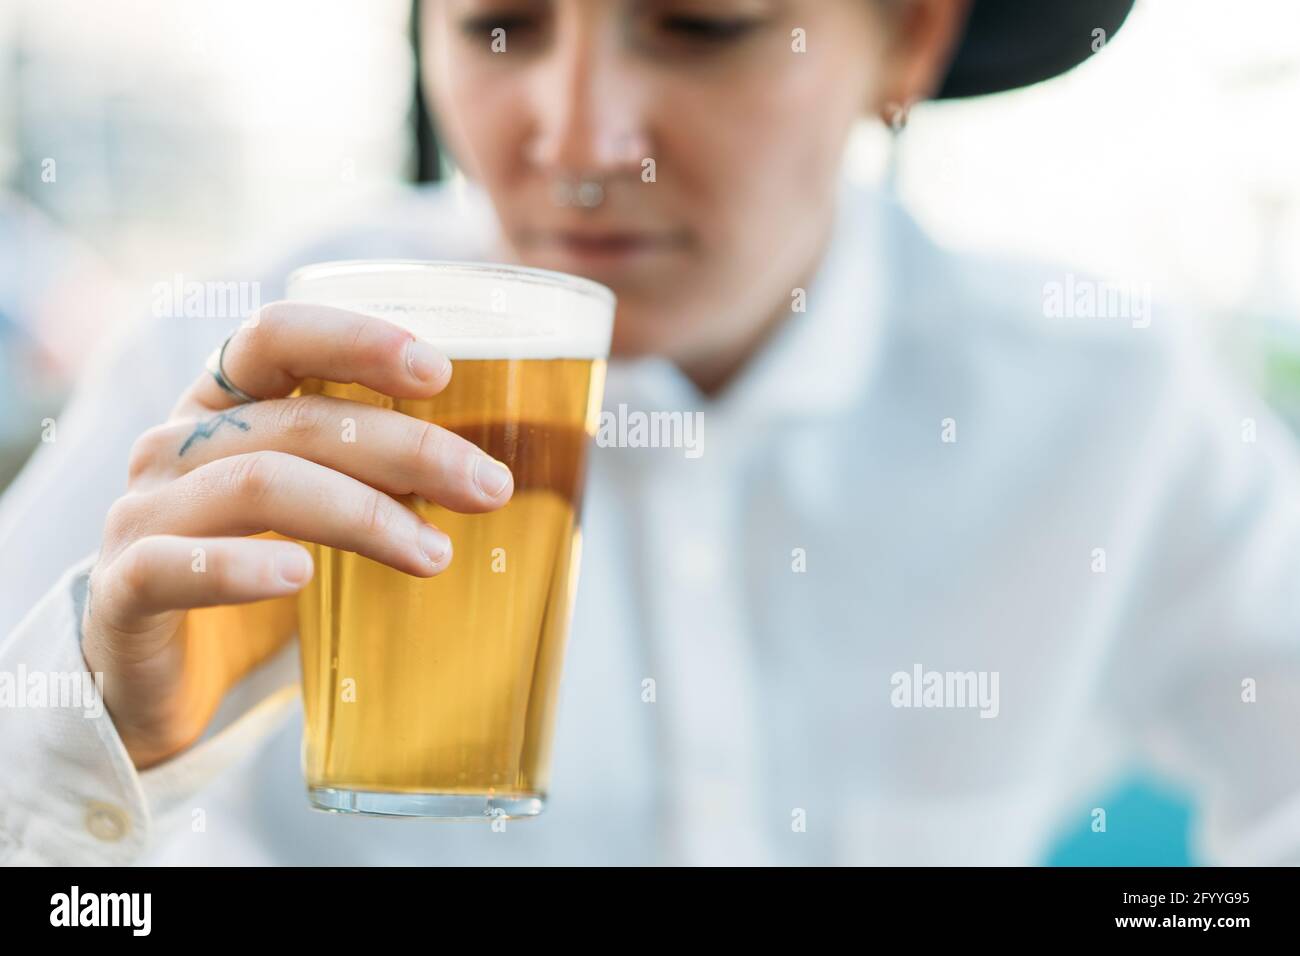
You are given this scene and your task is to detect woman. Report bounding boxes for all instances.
[4,0,1300,865]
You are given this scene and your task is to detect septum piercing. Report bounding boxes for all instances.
[552,176,605,208]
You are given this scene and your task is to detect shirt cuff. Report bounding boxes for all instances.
[0,553,299,865]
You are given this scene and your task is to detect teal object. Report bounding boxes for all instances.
[1045,775,1195,866]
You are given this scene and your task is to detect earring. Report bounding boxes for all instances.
[882,99,912,133]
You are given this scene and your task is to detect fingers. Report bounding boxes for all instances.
[131,395,513,513]
[105,451,454,578]
[178,302,452,413]
[96,535,314,620]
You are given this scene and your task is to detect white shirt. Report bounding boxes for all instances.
[4,177,1300,866]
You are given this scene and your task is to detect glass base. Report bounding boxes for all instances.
[307,786,545,820]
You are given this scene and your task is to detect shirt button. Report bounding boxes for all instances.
[85,802,130,842]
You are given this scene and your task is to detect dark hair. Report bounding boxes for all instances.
[410,0,441,183]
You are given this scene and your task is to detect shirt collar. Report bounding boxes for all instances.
[603,176,884,424]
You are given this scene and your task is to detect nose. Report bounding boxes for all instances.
[524,21,651,179]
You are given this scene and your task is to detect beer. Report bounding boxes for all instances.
[286,261,614,819]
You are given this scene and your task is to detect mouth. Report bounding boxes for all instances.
[527,228,690,268]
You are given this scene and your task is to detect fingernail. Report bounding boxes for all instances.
[277,549,312,586]
[474,456,513,498]
[418,524,452,569]
[406,338,449,383]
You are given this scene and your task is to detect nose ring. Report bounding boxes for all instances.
[552,176,605,209]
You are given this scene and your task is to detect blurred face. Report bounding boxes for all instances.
[423,0,962,381]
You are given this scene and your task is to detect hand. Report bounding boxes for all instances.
[81,302,514,768]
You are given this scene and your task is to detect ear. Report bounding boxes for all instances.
[875,0,973,122]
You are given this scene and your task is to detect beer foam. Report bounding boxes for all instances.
[286,260,614,360]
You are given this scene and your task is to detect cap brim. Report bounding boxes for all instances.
[936,0,1137,99]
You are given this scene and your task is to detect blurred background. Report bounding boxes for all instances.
[1,0,1297,863]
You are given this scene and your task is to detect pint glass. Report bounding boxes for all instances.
[285,260,614,819]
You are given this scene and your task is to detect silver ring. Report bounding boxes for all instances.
[204,332,258,404]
